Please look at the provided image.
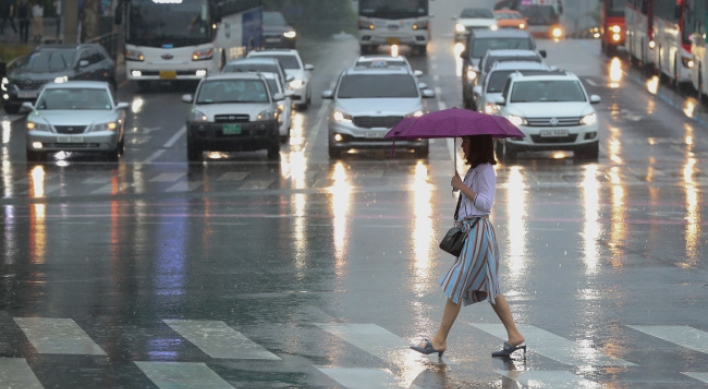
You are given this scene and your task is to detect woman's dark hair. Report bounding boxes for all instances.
[463,135,497,168]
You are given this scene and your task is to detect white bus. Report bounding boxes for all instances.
[625,0,654,66]
[650,0,693,86]
[356,0,432,55]
[114,0,263,89]
[690,0,707,99]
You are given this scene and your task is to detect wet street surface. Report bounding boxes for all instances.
[2,3,708,389]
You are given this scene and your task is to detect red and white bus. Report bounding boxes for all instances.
[690,0,707,99]
[625,0,654,66]
[650,0,694,85]
[599,0,625,55]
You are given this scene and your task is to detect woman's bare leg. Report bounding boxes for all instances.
[490,294,525,346]
[424,298,461,351]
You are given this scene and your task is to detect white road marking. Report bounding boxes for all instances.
[135,362,234,389]
[141,125,186,164]
[0,358,45,389]
[239,179,275,190]
[585,78,599,86]
[315,367,422,389]
[163,319,280,360]
[304,81,336,157]
[627,325,708,354]
[150,173,187,182]
[682,372,708,383]
[216,172,249,181]
[471,323,635,367]
[438,101,446,110]
[14,317,106,355]
[165,181,202,192]
[19,184,62,196]
[497,370,600,389]
[82,177,113,184]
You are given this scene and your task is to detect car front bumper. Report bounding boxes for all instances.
[329,120,427,151]
[505,122,599,151]
[187,120,279,151]
[358,33,429,47]
[27,130,120,152]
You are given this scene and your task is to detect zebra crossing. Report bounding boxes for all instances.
[2,317,708,388]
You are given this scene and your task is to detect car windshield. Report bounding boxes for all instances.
[265,78,281,94]
[510,80,587,103]
[495,12,523,20]
[222,63,281,76]
[461,8,494,18]
[487,70,515,93]
[337,74,418,98]
[356,60,407,69]
[251,54,300,70]
[471,38,533,58]
[484,56,541,72]
[263,12,287,25]
[197,80,269,104]
[21,50,76,73]
[36,88,113,110]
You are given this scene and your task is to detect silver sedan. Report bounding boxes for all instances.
[23,81,128,161]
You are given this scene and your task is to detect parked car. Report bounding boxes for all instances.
[182,73,285,160]
[453,8,498,42]
[247,49,313,109]
[494,9,528,30]
[2,43,116,114]
[494,71,601,160]
[260,72,294,143]
[262,11,297,49]
[473,61,555,114]
[322,62,435,159]
[23,81,128,161]
[460,29,538,110]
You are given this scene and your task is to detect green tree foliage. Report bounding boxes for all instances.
[262,0,357,38]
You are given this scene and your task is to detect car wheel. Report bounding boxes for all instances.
[26,149,45,162]
[575,141,599,160]
[328,142,342,159]
[267,141,280,160]
[413,145,429,158]
[2,102,20,114]
[187,141,202,161]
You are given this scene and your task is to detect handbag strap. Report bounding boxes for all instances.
[453,168,477,221]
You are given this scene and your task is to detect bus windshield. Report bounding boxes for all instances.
[517,5,559,26]
[126,0,212,48]
[683,0,696,45]
[359,0,428,19]
[607,0,625,17]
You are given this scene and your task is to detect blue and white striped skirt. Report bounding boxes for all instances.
[439,218,500,306]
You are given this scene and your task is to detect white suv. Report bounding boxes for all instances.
[247,49,314,109]
[494,71,601,160]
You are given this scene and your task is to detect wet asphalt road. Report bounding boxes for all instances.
[2,3,708,389]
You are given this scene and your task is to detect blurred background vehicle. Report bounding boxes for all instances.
[473,62,555,114]
[357,0,432,55]
[494,0,564,39]
[221,57,292,92]
[599,0,625,56]
[260,71,294,143]
[493,9,528,30]
[247,49,313,109]
[453,7,498,43]
[262,11,297,49]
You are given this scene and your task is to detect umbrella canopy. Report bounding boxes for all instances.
[385,107,524,140]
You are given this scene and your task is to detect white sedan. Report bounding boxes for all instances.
[247,49,314,110]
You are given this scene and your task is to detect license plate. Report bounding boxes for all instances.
[365,131,386,139]
[159,70,177,80]
[540,129,569,137]
[17,91,38,99]
[223,123,242,135]
[266,38,281,43]
[386,37,401,45]
[57,136,84,143]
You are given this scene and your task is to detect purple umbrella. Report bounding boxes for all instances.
[385,107,524,140]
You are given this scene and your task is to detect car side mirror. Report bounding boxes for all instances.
[473,86,482,96]
[286,75,295,82]
[321,90,334,99]
[422,89,435,98]
[116,102,129,110]
[494,96,506,106]
[79,60,89,67]
[413,70,423,77]
[590,95,601,104]
[272,93,285,101]
[418,82,428,90]
[539,50,547,58]
[284,90,295,97]
[20,102,34,112]
[304,64,314,71]
[181,94,193,103]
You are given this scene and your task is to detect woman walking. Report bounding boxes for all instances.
[411,135,525,358]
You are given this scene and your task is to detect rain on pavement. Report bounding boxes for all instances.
[1,1,708,388]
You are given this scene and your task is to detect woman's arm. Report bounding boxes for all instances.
[472,166,495,212]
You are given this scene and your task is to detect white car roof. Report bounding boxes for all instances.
[44,81,109,89]
[204,72,265,81]
[509,71,579,82]
[248,49,299,56]
[490,61,550,71]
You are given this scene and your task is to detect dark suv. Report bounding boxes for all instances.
[1,44,116,114]
[262,11,297,49]
[460,29,537,110]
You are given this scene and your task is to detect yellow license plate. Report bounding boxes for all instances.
[160,70,177,79]
[386,37,401,45]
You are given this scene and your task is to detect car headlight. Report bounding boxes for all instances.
[507,114,527,126]
[552,27,563,38]
[191,109,209,122]
[192,48,213,61]
[1,77,8,91]
[91,121,119,132]
[611,25,621,33]
[125,49,144,61]
[54,76,68,84]
[332,109,353,123]
[519,23,526,29]
[283,30,296,39]
[682,57,694,68]
[490,24,499,31]
[406,110,424,117]
[26,121,50,131]
[455,23,466,33]
[256,108,276,121]
[289,79,305,89]
[580,113,597,125]
[466,68,477,81]
[412,21,428,30]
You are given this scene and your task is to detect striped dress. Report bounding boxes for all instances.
[439,163,501,306]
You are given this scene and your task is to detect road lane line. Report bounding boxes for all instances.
[304,81,336,157]
[497,370,600,389]
[627,325,708,354]
[14,317,106,355]
[585,78,598,86]
[682,372,708,383]
[0,358,45,388]
[19,184,62,196]
[135,362,234,389]
[216,172,249,181]
[142,125,186,164]
[165,181,202,193]
[315,367,422,389]
[163,319,280,360]
[471,323,635,367]
[150,173,187,182]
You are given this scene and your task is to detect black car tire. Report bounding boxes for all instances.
[26,149,45,162]
[267,141,280,160]
[187,141,202,161]
[328,142,342,159]
[3,102,20,114]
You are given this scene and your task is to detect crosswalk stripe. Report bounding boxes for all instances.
[0,358,45,389]
[682,372,708,383]
[471,323,635,367]
[134,361,234,389]
[20,184,62,196]
[216,172,249,181]
[165,181,203,192]
[315,367,422,389]
[496,370,600,389]
[162,319,280,360]
[239,179,275,190]
[13,317,106,355]
[627,325,708,354]
[150,173,187,182]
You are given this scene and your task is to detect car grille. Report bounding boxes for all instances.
[352,116,404,129]
[55,125,88,134]
[530,134,578,144]
[526,117,582,127]
[214,114,250,123]
[43,143,100,148]
[16,80,48,91]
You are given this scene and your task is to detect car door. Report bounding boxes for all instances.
[75,49,94,80]
[90,49,113,82]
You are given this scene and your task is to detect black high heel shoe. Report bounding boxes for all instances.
[491,342,526,358]
[410,339,445,358]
